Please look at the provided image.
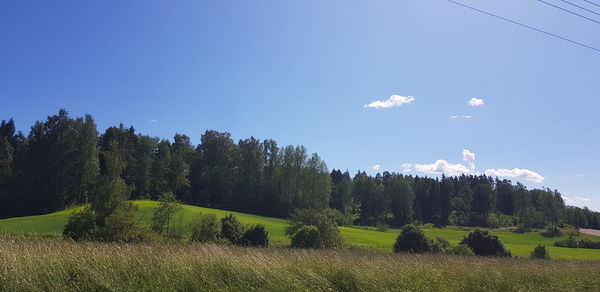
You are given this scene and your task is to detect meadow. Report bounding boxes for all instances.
[1,200,600,259]
[1,236,599,291]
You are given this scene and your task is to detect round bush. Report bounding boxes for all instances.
[447,244,475,256]
[240,224,269,247]
[530,244,550,259]
[291,225,322,249]
[221,214,245,244]
[191,213,221,243]
[393,224,435,253]
[460,229,511,257]
[63,208,97,240]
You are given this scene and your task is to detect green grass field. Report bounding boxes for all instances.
[1,200,600,260]
[2,236,600,291]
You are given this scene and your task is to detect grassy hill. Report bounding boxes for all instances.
[1,200,600,260]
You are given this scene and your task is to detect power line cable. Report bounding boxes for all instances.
[443,0,600,53]
[583,0,600,9]
[559,0,600,16]
[536,0,600,24]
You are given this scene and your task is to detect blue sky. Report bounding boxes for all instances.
[1,0,599,210]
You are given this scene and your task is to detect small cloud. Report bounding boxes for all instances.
[415,159,473,176]
[563,196,574,204]
[364,95,415,109]
[401,163,412,172]
[372,164,381,171]
[469,98,484,107]
[575,196,591,202]
[576,174,584,178]
[150,119,158,123]
[462,149,475,171]
[450,115,472,119]
[484,168,544,183]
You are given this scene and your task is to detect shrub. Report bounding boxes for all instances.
[291,225,322,249]
[151,192,181,235]
[97,202,150,242]
[578,239,600,249]
[240,224,269,247]
[447,244,475,256]
[221,214,245,244]
[460,229,511,257]
[433,237,451,252]
[541,226,561,238]
[63,207,97,241]
[286,209,343,248]
[530,244,550,259]
[553,236,579,248]
[191,213,221,243]
[554,237,600,249]
[393,224,436,253]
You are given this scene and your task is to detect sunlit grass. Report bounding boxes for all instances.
[1,200,600,259]
[0,235,599,291]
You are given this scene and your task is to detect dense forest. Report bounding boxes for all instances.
[0,110,598,229]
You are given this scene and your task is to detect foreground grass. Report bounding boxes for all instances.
[0,236,599,291]
[1,200,600,259]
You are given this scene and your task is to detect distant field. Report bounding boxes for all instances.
[1,200,600,259]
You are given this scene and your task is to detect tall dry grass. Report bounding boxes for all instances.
[0,235,599,291]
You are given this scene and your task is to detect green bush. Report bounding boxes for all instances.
[286,209,343,248]
[553,237,600,249]
[221,214,245,244]
[530,244,550,259]
[578,239,600,249]
[393,224,436,253]
[447,244,475,256]
[191,213,221,243]
[63,207,97,240]
[553,236,579,248]
[151,192,181,235]
[460,229,511,257]
[240,224,269,247]
[291,225,322,249]
[541,226,561,238]
[97,202,150,242]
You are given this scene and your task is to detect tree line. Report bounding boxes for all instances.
[0,110,598,230]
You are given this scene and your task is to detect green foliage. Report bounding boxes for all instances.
[393,224,436,253]
[63,207,97,240]
[221,214,245,244]
[541,226,562,238]
[96,202,148,242]
[191,213,221,243]
[530,244,550,259]
[447,244,475,256]
[553,237,600,249]
[286,208,343,248]
[291,225,322,249]
[461,229,511,257]
[240,224,269,247]
[486,213,518,228]
[151,192,181,234]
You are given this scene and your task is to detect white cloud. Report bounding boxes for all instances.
[469,98,484,107]
[462,149,475,171]
[484,168,544,183]
[371,164,381,171]
[563,196,574,204]
[401,163,412,172]
[575,196,591,202]
[364,95,415,109]
[450,115,472,119]
[150,119,158,123]
[462,149,475,163]
[415,159,473,176]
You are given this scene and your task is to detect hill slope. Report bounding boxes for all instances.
[1,200,600,259]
